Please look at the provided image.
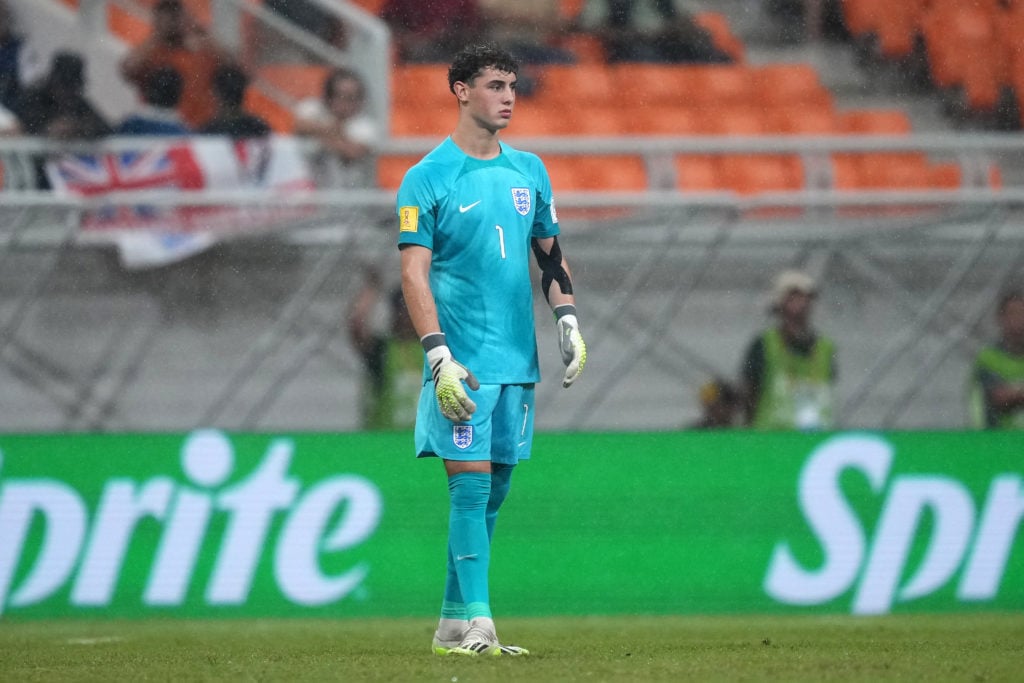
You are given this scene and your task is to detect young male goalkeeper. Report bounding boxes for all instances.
[395,44,586,657]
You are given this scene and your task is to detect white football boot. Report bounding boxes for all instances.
[447,617,530,657]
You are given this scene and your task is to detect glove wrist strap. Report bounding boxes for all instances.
[553,304,577,321]
[421,332,447,352]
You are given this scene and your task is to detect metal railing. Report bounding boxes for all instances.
[3,132,1023,194]
[1,133,1023,432]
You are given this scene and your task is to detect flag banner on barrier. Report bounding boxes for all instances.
[0,430,1021,619]
[46,136,315,268]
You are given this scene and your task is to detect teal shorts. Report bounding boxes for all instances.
[414,383,535,464]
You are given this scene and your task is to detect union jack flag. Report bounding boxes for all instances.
[50,145,201,196]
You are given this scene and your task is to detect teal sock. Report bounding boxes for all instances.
[440,544,466,620]
[486,464,514,540]
[447,471,492,620]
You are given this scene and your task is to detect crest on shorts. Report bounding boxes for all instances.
[511,188,531,216]
[453,425,473,449]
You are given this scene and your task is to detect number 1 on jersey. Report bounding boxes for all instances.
[494,224,506,259]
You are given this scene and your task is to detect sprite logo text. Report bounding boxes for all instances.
[0,430,382,614]
[764,434,1024,613]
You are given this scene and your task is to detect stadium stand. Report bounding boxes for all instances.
[375,8,991,195]
[842,0,1024,129]
[1,0,1022,435]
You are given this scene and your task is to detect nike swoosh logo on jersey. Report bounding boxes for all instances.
[456,554,478,561]
[459,201,481,213]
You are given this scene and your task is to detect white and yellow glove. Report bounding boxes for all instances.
[555,305,586,388]
[423,333,480,422]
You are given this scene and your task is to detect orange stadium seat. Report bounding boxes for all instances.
[674,155,721,193]
[534,64,617,106]
[706,105,764,136]
[559,0,585,19]
[768,106,839,134]
[875,0,927,60]
[567,106,631,136]
[693,12,745,62]
[687,65,756,109]
[504,103,577,136]
[930,163,963,189]
[541,156,582,191]
[183,0,212,25]
[392,64,453,110]
[559,34,605,64]
[108,4,150,46]
[753,63,833,110]
[244,89,294,133]
[624,106,698,135]
[719,156,804,195]
[707,106,803,195]
[377,155,420,190]
[348,0,386,13]
[960,54,1005,113]
[611,64,697,107]
[390,105,450,137]
[839,109,913,134]
[544,155,648,191]
[857,155,932,190]
[835,108,921,191]
[841,0,885,39]
[922,3,1002,94]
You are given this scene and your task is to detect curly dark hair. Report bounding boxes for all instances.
[447,44,519,94]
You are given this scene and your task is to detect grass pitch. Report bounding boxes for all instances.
[2,613,1022,682]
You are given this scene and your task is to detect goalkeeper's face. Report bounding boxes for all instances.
[460,67,517,134]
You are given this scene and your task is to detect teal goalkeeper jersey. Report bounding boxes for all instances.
[396,137,560,385]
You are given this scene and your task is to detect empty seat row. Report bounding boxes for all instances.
[392,101,913,138]
[391,62,832,112]
[844,0,1024,121]
[376,152,967,195]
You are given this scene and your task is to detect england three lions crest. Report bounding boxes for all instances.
[511,188,531,216]
[453,424,473,449]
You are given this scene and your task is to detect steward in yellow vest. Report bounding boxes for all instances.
[741,270,837,431]
[969,288,1024,429]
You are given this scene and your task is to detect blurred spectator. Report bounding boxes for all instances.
[969,288,1024,429]
[115,66,190,135]
[477,0,575,96]
[380,0,486,63]
[690,377,739,429]
[199,64,271,139]
[574,0,733,64]
[264,0,347,51]
[0,99,19,134]
[120,0,238,129]
[477,0,575,65]
[0,0,42,113]
[294,66,378,189]
[16,51,111,139]
[347,267,423,431]
[762,0,848,43]
[739,269,837,430]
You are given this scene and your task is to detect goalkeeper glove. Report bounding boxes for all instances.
[423,333,480,422]
[555,304,586,388]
